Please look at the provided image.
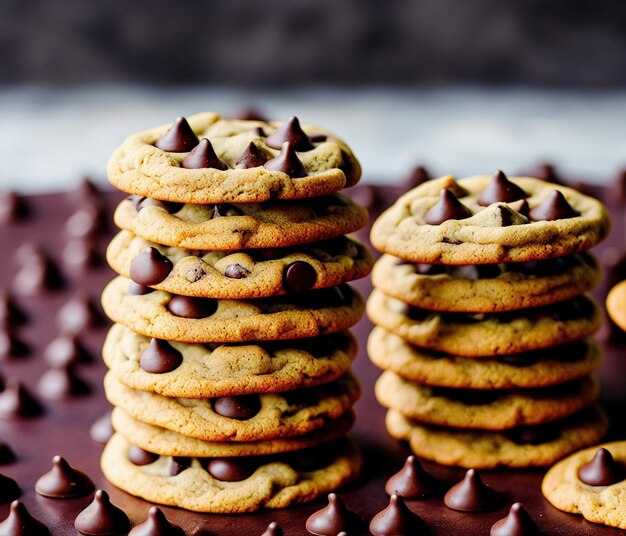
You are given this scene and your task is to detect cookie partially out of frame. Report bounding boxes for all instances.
[107,112,361,204]
[368,327,602,390]
[102,276,364,343]
[107,231,373,299]
[606,280,626,331]
[372,252,600,312]
[114,193,368,250]
[103,323,357,398]
[371,175,610,264]
[101,433,362,513]
[367,289,601,357]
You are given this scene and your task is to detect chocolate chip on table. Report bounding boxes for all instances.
[0,289,27,326]
[62,238,102,271]
[264,142,307,178]
[444,469,503,512]
[423,189,472,225]
[12,247,64,295]
[533,163,562,184]
[0,191,29,225]
[478,170,528,206]
[385,455,439,499]
[129,506,185,536]
[235,142,268,169]
[65,203,103,238]
[369,493,428,535]
[128,445,159,466]
[529,190,580,221]
[577,448,625,486]
[154,117,199,152]
[261,521,283,536]
[0,441,15,465]
[74,489,130,535]
[490,502,543,536]
[0,328,29,361]
[206,458,254,482]
[230,107,268,122]
[140,338,183,374]
[129,247,173,286]
[305,493,364,535]
[265,116,313,152]
[283,261,317,293]
[403,165,431,192]
[224,263,251,279]
[57,294,104,335]
[37,364,90,400]
[44,335,92,367]
[181,138,228,170]
[167,457,191,476]
[0,379,43,418]
[35,455,94,499]
[0,501,48,535]
[212,394,261,420]
[89,412,114,444]
[0,473,20,503]
[167,295,218,319]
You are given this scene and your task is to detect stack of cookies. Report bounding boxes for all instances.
[99,112,373,512]
[368,172,611,469]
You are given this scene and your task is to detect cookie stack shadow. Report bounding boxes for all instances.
[98,112,373,512]
[368,171,612,469]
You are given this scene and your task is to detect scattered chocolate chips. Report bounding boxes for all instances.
[0,379,42,418]
[140,338,183,374]
[490,502,543,536]
[44,335,92,367]
[404,165,431,191]
[213,394,261,420]
[264,142,307,178]
[305,493,364,536]
[424,189,472,225]
[478,170,528,206]
[529,190,580,221]
[128,281,155,296]
[168,456,191,476]
[0,191,28,225]
[265,116,313,151]
[74,489,130,535]
[0,289,26,326]
[369,494,428,535]
[225,263,251,279]
[577,448,625,486]
[0,328,29,361]
[505,422,560,445]
[128,446,159,466]
[167,295,218,319]
[35,455,94,498]
[385,455,439,499]
[235,142,268,169]
[181,138,228,170]
[0,474,20,503]
[154,117,199,152]
[534,163,562,184]
[444,469,502,512]
[261,521,283,536]
[129,247,173,286]
[206,458,254,482]
[0,501,48,535]
[231,107,268,122]
[62,238,102,271]
[73,177,101,202]
[89,412,114,444]
[0,442,15,464]
[12,247,63,295]
[65,204,103,238]
[37,364,90,400]
[283,261,317,293]
[129,507,184,536]
[57,294,104,335]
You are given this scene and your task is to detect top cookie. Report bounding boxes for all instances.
[107,113,361,204]
[371,173,611,264]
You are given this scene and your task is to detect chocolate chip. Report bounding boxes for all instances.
[206,458,253,482]
[13,249,63,295]
[255,127,266,137]
[167,457,191,476]
[0,329,29,361]
[261,522,283,536]
[265,117,313,151]
[57,294,104,335]
[212,394,261,420]
[181,138,228,170]
[235,142,268,169]
[490,502,543,536]
[231,107,268,122]
[73,177,101,202]
[128,281,155,295]
[309,133,327,143]
[0,442,15,464]
[404,165,431,191]
[447,264,502,280]
[0,289,26,326]
[305,493,364,535]
[478,170,528,206]
[133,197,184,214]
[89,412,113,444]
[0,192,28,225]
[45,335,92,367]
[283,261,317,293]
[534,163,562,184]
[35,455,94,499]
[444,469,502,512]
[224,263,251,279]
[212,203,243,218]
[505,423,560,445]
[37,365,90,400]
[577,448,625,486]
[129,247,173,286]
[508,198,530,217]
[167,296,217,319]
[0,501,48,535]
[129,507,184,536]
[154,117,199,152]
[0,379,42,418]
[529,190,580,221]
[62,238,102,271]
[346,184,379,211]
[65,204,103,238]
[140,339,183,374]
[385,455,439,499]
[424,189,472,225]
[128,446,159,466]
[0,474,20,503]
[74,489,130,535]
[369,494,428,536]
[264,142,307,178]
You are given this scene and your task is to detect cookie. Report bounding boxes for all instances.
[368,327,602,389]
[106,231,373,299]
[102,276,364,343]
[103,323,357,398]
[103,371,360,442]
[371,174,611,265]
[375,370,598,430]
[367,290,601,357]
[542,441,626,529]
[101,433,362,513]
[606,280,626,331]
[385,406,609,469]
[114,193,368,250]
[107,113,361,204]
[372,252,600,312]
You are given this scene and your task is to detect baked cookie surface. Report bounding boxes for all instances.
[101,433,362,513]
[368,327,602,389]
[114,193,368,250]
[371,175,610,264]
[367,290,601,357]
[107,231,373,299]
[372,252,600,312]
[107,112,361,204]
